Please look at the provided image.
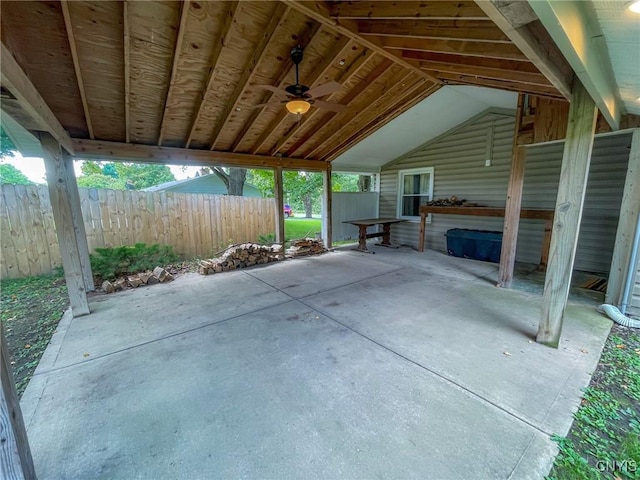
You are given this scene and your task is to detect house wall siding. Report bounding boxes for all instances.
[379,112,631,273]
[630,256,640,316]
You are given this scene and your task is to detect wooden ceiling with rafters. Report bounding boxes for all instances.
[0,1,562,166]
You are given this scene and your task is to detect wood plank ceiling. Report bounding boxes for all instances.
[0,1,561,165]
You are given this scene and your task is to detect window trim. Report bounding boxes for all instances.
[396,167,434,221]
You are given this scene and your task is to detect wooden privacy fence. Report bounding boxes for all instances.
[0,185,276,279]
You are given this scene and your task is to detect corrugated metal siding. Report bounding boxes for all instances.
[332,192,379,242]
[380,111,631,273]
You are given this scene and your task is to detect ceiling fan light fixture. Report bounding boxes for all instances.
[286,99,311,115]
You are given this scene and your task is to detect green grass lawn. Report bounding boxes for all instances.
[285,217,321,241]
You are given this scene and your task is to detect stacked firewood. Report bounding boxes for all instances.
[101,266,173,293]
[286,238,326,257]
[426,196,477,207]
[198,243,282,275]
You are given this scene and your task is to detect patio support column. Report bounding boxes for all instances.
[322,164,332,249]
[498,93,527,288]
[537,80,597,347]
[1,322,37,480]
[62,150,94,292]
[606,129,640,307]
[40,133,90,317]
[273,166,285,258]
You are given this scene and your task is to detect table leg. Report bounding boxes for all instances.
[358,225,368,252]
[381,223,392,245]
[418,213,426,252]
[539,219,552,270]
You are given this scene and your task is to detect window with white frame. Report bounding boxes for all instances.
[396,167,434,219]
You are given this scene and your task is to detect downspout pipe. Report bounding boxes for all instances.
[620,213,640,315]
[598,213,640,328]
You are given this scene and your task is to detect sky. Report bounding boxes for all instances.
[1,152,200,184]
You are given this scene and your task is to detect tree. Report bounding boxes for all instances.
[0,163,33,185]
[212,167,247,196]
[0,128,17,158]
[76,161,175,190]
[246,169,274,197]
[284,171,323,218]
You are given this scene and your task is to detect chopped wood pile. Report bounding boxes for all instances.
[101,266,173,293]
[286,238,326,257]
[198,243,282,275]
[426,196,478,207]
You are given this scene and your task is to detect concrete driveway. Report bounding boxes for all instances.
[21,248,611,479]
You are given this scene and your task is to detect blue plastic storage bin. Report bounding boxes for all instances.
[445,229,503,263]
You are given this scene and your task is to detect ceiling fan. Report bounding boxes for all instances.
[253,45,346,115]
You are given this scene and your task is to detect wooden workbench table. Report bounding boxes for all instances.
[343,218,406,253]
[417,206,555,268]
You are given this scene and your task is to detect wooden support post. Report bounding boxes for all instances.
[273,166,285,258]
[537,80,597,347]
[322,165,333,249]
[41,133,90,317]
[62,151,94,291]
[1,321,37,480]
[606,129,640,306]
[499,94,527,288]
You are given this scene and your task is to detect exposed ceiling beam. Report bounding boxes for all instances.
[157,0,191,146]
[282,0,440,84]
[328,1,488,20]
[326,83,442,162]
[287,57,394,157]
[209,3,291,151]
[475,1,572,100]
[432,70,561,98]
[527,0,623,129]
[379,36,528,61]
[61,1,94,140]
[356,19,511,43]
[71,139,326,171]
[417,59,551,86]
[250,35,351,155]
[123,1,131,143]
[401,50,541,74]
[270,46,371,156]
[307,69,415,159]
[185,2,240,148]
[229,20,324,152]
[0,43,75,154]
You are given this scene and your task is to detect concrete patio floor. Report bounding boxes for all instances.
[21,246,612,479]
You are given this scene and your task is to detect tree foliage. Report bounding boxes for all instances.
[0,163,33,185]
[0,128,17,158]
[77,161,175,190]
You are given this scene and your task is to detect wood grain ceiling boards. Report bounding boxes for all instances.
[0,0,562,167]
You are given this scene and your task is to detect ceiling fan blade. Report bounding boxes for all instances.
[255,84,290,97]
[312,99,347,112]
[251,101,285,109]
[305,81,342,99]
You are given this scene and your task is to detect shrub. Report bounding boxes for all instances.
[90,243,179,281]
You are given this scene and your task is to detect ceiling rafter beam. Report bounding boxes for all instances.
[282,0,440,84]
[325,83,442,162]
[401,50,541,74]
[527,0,622,129]
[229,20,323,152]
[431,70,561,97]
[379,36,528,61]
[71,139,326,171]
[249,35,352,155]
[208,3,291,151]
[270,46,371,156]
[328,1,489,20]
[60,1,94,140]
[475,1,572,100]
[355,19,510,43]
[307,69,415,159]
[123,0,131,143]
[417,59,551,86]
[0,43,75,154]
[185,2,241,148]
[157,0,191,146]
[286,57,394,157]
